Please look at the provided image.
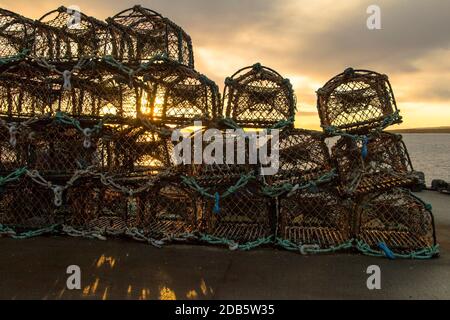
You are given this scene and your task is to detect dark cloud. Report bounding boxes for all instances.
[2,0,449,126]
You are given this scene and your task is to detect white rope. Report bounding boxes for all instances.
[62,70,72,91]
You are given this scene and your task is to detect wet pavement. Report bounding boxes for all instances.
[0,190,449,300]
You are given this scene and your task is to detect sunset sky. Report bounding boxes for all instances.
[1,0,449,130]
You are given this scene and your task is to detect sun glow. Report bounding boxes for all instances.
[140,90,166,118]
[100,103,117,116]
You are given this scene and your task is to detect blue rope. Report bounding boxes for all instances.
[361,135,369,159]
[378,242,396,260]
[213,192,220,214]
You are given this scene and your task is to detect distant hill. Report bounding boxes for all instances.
[388,126,450,134]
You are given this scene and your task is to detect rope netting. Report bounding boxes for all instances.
[331,132,418,197]
[355,188,438,259]
[223,63,296,129]
[317,68,401,134]
[0,6,193,67]
[0,8,438,259]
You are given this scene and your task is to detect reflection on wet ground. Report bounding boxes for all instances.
[1,191,449,300]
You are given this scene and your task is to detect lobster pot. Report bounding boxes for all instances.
[0,9,34,58]
[24,120,102,175]
[0,176,61,230]
[0,121,29,173]
[135,59,220,126]
[278,189,351,249]
[332,132,416,197]
[356,188,437,254]
[202,182,274,244]
[97,122,174,177]
[223,64,296,129]
[0,59,140,119]
[137,181,198,240]
[0,60,53,118]
[317,68,400,134]
[65,176,148,232]
[33,6,110,62]
[107,6,194,67]
[269,128,333,188]
[44,60,142,119]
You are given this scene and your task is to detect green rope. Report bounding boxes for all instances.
[55,112,107,133]
[0,49,30,66]
[199,234,273,251]
[276,237,354,254]
[262,169,337,198]
[323,111,402,138]
[355,239,439,259]
[0,224,60,239]
[0,167,27,187]
[181,172,256,200]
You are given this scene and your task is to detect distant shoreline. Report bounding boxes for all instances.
[388,127,450,134]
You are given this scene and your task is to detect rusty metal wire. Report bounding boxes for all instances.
[317,68,401,134]
[331,132,417,197]
[223,63,296,129]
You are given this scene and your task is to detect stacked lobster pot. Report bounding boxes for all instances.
[0,5,220,243]
[316,68,438,258]
[180,64,295,250]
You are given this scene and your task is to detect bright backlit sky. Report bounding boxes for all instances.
[1,0,449,130]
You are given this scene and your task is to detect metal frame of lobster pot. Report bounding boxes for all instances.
[0,8,34,59]
[223,63,296,129]
[64,154,187,239]
[0,58,144,119]
[106,5,194,67]
[0,173,62,231]
[317,68,401,134]
[277,186,352,251]
[182,129,274,247]
[97,120,175,178]
[331,132,417,197]
[134,58,220,127]
[266,128,334,190]
[33,6,111,64]
[355,188,437,256]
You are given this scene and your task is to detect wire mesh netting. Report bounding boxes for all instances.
[355,188,437,257]
[277,187,352,251]
[317,68,401,134]
[0,58,142,119]
[33,6,111,63]
[107,5,194,67]
[223,64,296,129]
[331,132,418,197]
[0,9,34,58]
[267,128,334,192]
[0,175,60,231]
[135,58,220,126]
